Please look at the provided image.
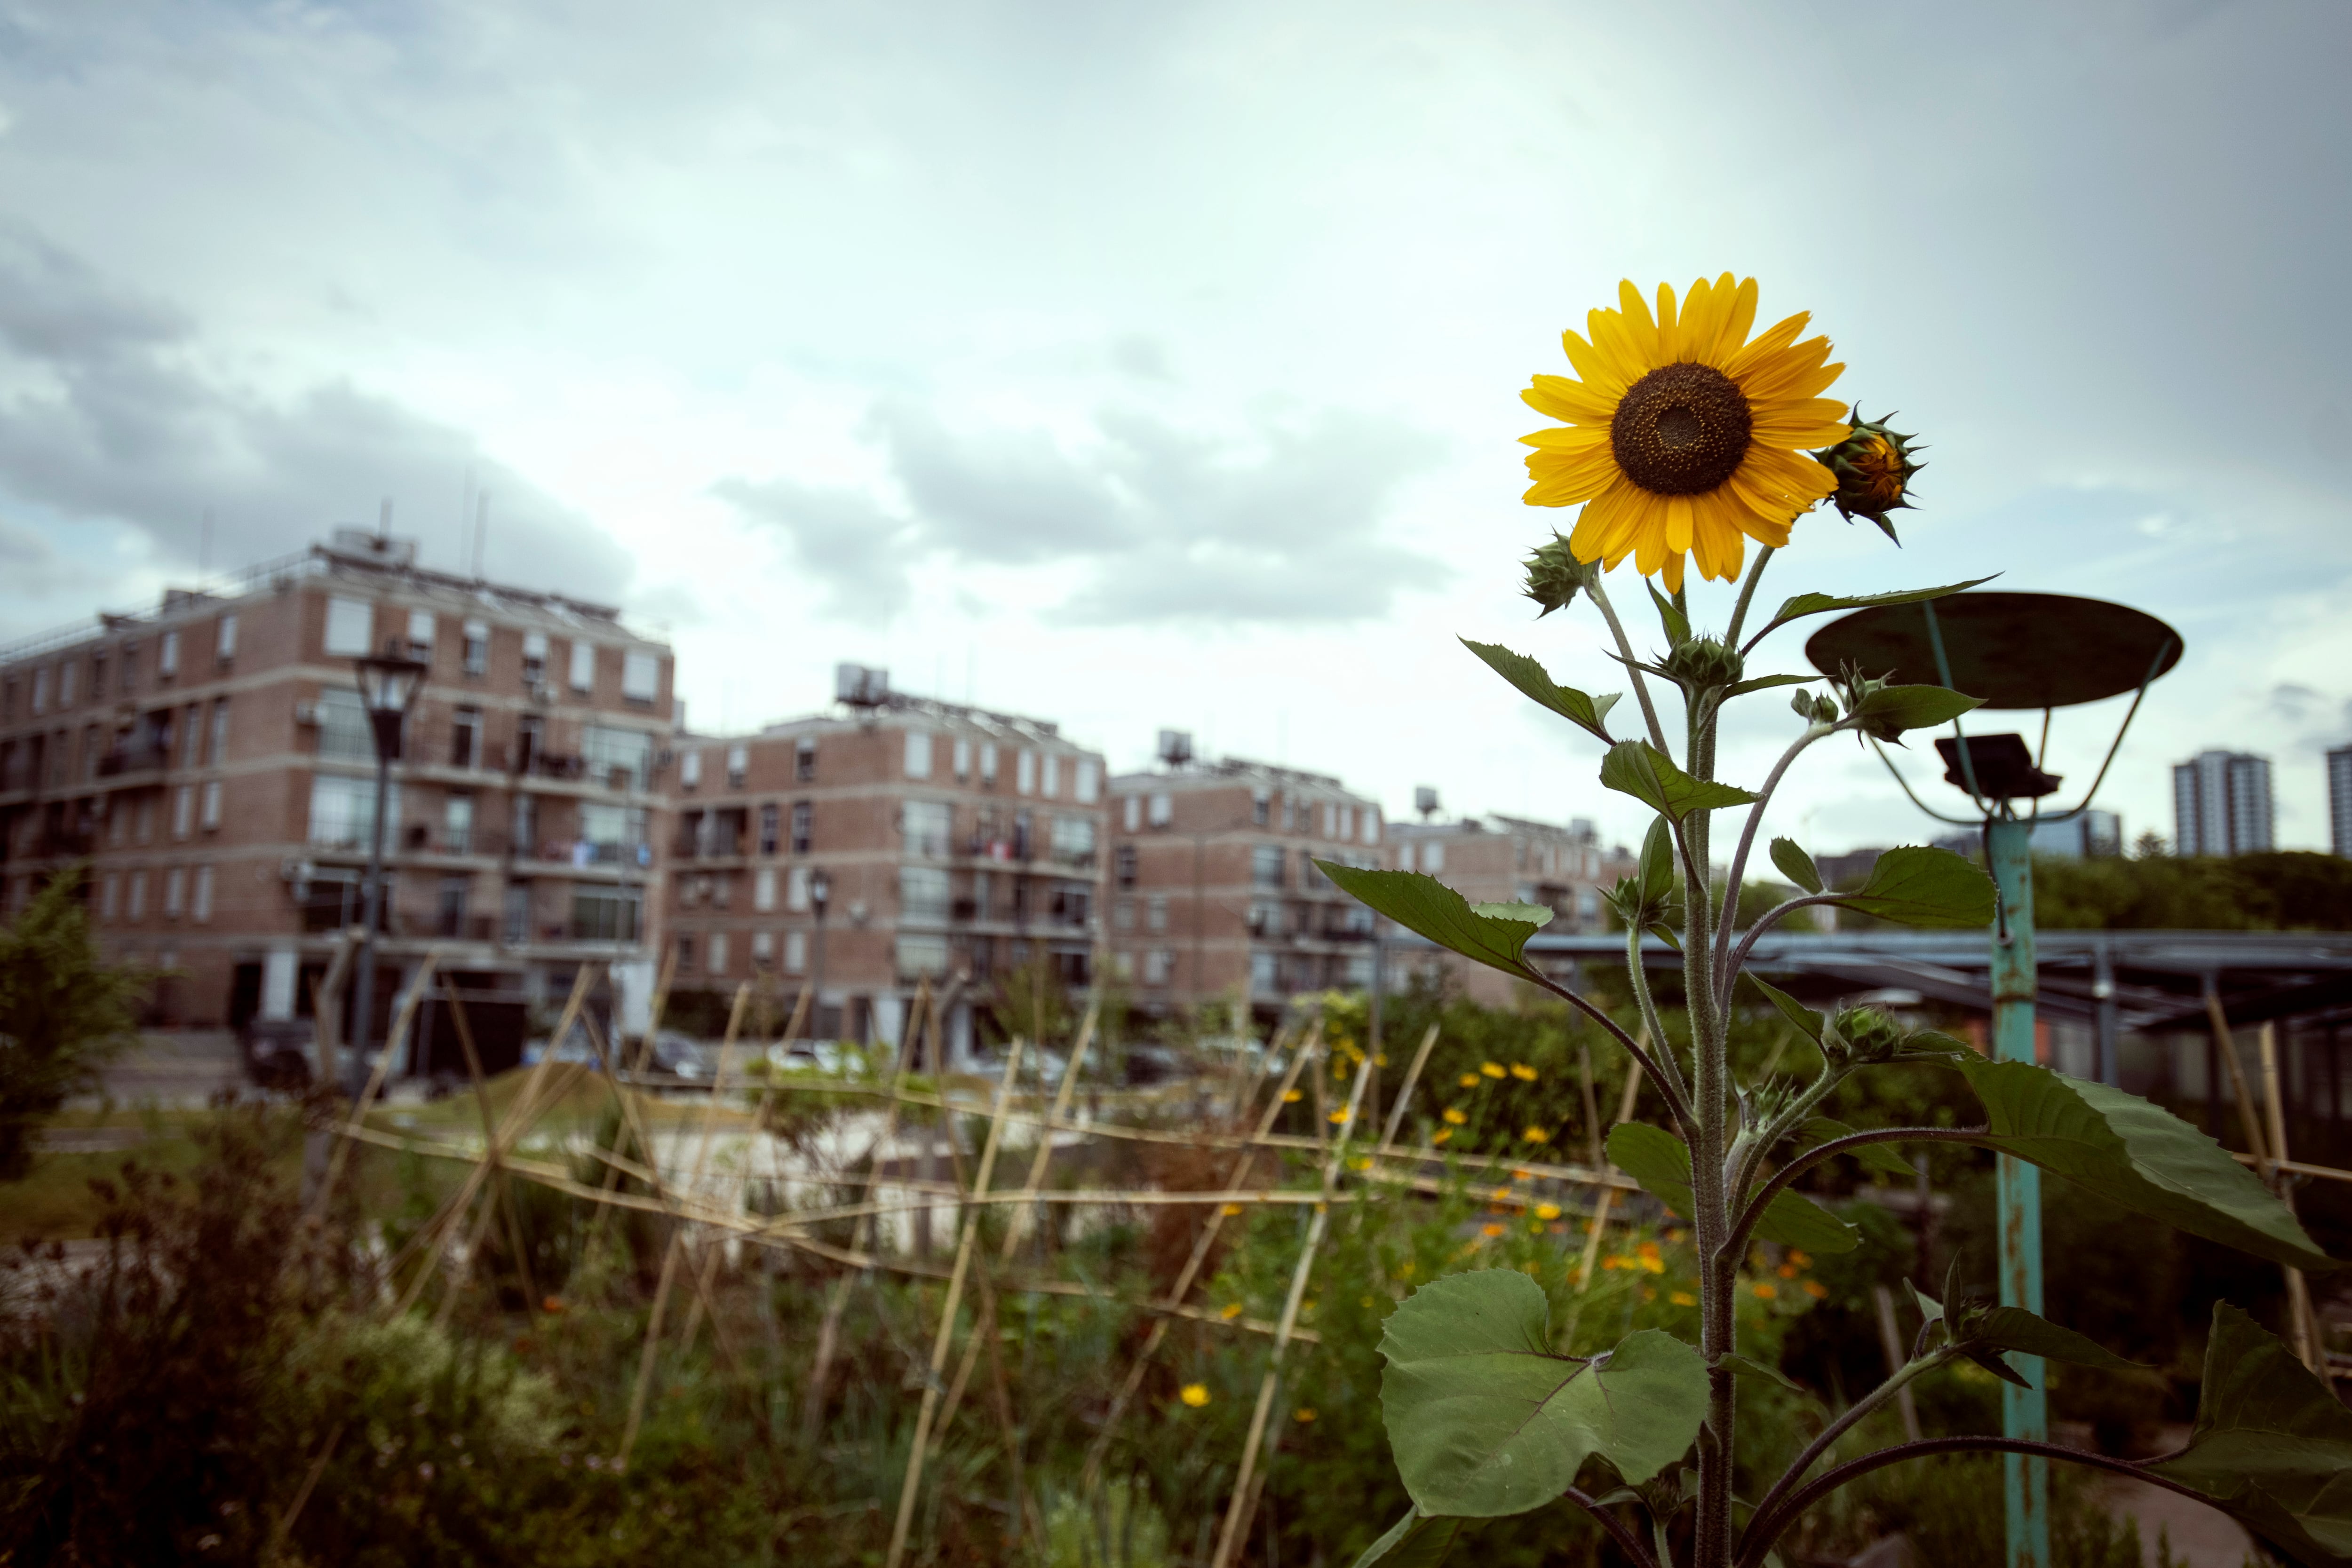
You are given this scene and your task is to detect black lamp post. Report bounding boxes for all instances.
[348,640,428,1097]
[808,867,832,1043]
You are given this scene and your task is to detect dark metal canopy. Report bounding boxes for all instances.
[1804,591,2183,711]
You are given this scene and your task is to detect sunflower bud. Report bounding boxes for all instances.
[1522,531,1595,618]
[1813,409,1925,543]
[1662,634,1744,692]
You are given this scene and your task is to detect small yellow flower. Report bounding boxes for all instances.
[1637,1241,1665,1273]
[1480,1062,1506,1079]
[1670,1291,1697,1306]
[1328,1108,1351,1125]
[1480,1223,1506,1238]
[1458,1073,1481,1089]
[1282,1090,1302,1103]
[1776,1262,1799,1279]
[1294,1408,1317,1424]
[1786,1249,1812,1269]
[1397,1259,1417,1278]
[1180,1384,1211,1408]
[1522,1126,1551,1145]
[1350,1156,1373,1172]
[1221,1204,1243,1217]
[1803,1280,1829,1300]
[1374,1053,1389,1066]
[1219,1302,1244,1320]
[1535,1203,1562,1221]
[1509,1062,1538,1082]
[1431,1127,1453,1145]
[1512,1168,1534,1181]
[1442,1107,1468,1125]
[1753,1282,1778,1300]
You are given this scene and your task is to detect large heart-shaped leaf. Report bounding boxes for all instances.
[1607,1122,1858,1255]
[2149,1303,2352,1564]
[1953,1061,2332,1273]
[1825,846,1994,928]
[1380,1269,1708,1518]
[1351,1506,1466,1568]
[1459,639,1621,744]
[1743,577,1998,649]
[1316,863,1552,982]
[1599,741,1759,820]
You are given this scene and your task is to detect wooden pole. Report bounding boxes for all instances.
[307,949,443,1225]
[1575,1045,1649,1294]
[438,970,540,1317]
[1377,1023,1442,1150]
[2259,1022,2326,1374]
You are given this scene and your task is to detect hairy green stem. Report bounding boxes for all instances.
[1723,1064,1851,1220]
[1623,927,1693,1112]
[1743,1349,1961,1546]
[1727,1126,1986,1263]
[1711,722,1843,999]
[1722,546,1776,650]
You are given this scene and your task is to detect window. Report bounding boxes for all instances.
[953,738,972,780]
[192,866,215,923]
[135,795,154,844]
[405,609,434,657]
[569,640,596,691]
[1114,845,1137,887]
[1422,840,1445,873]
[309,775,400,850]
[582,724,652,790]
[1049,814,1096,866]
[90,654,108,699]
[164,868,186,919]
[621,650,660,702]
[218,614,243,666]
[752,931,774,968]
[675,934,696,972]
[159,632,181,678]
[784,930,808,974]
[510,792,538,856]
[1147,792,1172,828]
[452,706,482,768]
[708,933,730,975]
[503,884,530,944]
[898,934,950,980]
[1146,895,1169,933]
[172,784,195,839]
[200,780,222,831]
[324,597,373,657]
[521,632,548,686]
[30,667,48,713]
[786,865,811,912]
[128,871,148,919]
[759,803,779,855]
[789,801,812,855]
[904,729,933,779]
[1041,753,1059,798]
[1253,788,1271,825]
[680,748,702,789]
[571,887,642,941]
[1122,795,1141,832]
[904,800,953,858]
[1076,759,1100,804]
[1250,951,1279,996]
[203,698,229,765]
[1322,802,1336,838]
[516,713,543,774]
[1252,845,1285,889]
[1362,808,1381,845]
[726,743,748,788]
[445,793,475,855]
[313,687,370,760]
[101,875,120,919]
[794,737,817,781]
[580,802,647,860]
[1113,899,1135,931]
[754,866,777,911]
[900,865,951,921]
[1143,949,1173,986]
[59,661,77,707]
[182,703,203,767]
[1016,750,1036,794]
[978,743,998,785]
[436,874,469,936]
[463,620,490,676]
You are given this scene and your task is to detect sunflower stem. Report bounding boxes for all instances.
[1723,545,1776,649]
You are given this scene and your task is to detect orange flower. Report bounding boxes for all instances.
[1753,1282,1778,1300]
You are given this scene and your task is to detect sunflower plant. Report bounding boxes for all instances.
[1317,276,2350,1568]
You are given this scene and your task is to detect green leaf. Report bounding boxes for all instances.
[1768,838,1823,895]
[1379,1270,1708,1518]
[1744,974,1824,1045]
[1825,846,1995,928]
[1904,1278,1946,1332]
[1458,639,1622,744]
[2148,1303,2352,1564]
[1951,1061,2334,1273]
[1848,683,1986,736]
[1607,1123,1858,1255]
[1316,863,1551,983]
[1963,1305,2145,1374]
[1647,581,1692,646]
[1718,1353,1810,1395]
[1798,1117,1919,1178]
[1726,674,1814,698]
[1745,576,1998,648]
[1599,741,1759,821]
[1639,817,1677,907]
[1351,1506,1465,1568]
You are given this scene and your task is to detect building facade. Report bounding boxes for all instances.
[2173,750,2274,857]
[1385,814,1633,1003]
[2028,808,2122,859]
[1106,756,1384,1018]
[2329,745,2352,859]
[664,678,1107,1064]
[0,531,675,1036]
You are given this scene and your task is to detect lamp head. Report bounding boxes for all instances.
[353,640,429,762]
[810,867,832,918]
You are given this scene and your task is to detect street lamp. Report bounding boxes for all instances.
[348,639,428,1098]
[809,867,832,1044]
[1808,590,2180,1568]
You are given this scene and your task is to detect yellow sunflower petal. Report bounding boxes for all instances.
[1739,341,1843,404]
[1618,279,1661,364]
[1724,311,1812,382]
[1664,495,1695,554]
[1655,280,1680,358]
[1661,550,1686,593]
[1557,329,1629,399]
[1589,304,1659,388]
[1698,275,1758,368]
[1519,422,1613,451]
[1523,375,1619,426]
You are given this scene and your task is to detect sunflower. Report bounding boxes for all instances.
[1520,276,1851,591]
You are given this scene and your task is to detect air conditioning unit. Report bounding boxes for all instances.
[294,700,321,726]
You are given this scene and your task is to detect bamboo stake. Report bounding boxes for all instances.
[1081,1021,1323,1495]
[1378,1023,1442,1149]
[2205,988,2274,1174]
[675,982,755,1350]
[1575,1046,1650,1294]
[618,1231,686,1467]
[884,1036,1027,1568]
[1210,1037,1375,1568]
[307,949,444,1224]
[438,970,540,1318]
[2259,1022,2327,1374]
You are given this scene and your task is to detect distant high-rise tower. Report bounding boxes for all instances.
[2172,750,2274,856]
[2328,745,2352,858]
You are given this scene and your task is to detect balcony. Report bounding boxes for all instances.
[95,744,173,783]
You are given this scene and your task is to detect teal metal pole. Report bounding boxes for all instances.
[1986,817,2048,1568]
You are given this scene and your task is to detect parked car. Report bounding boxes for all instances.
[527,1022,710,1080]
[238,1017,316,1091]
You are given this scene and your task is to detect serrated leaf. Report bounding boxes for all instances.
[1379,1270,1708,1517]
[1951,1061,2334,1273]
[1768,838,1823,895]
[1599,741,1759,821]
[1894,1029,1973,1062]
[1317,863,1551,983]
[1647,581,1692,646]
[1798,1117,1919,1178]
[1607,1123,1858,1255]
[1744,974,1824,1045]
[1727,674,1814,698]
[1746,576,1998,648]
[1963,1305,2144,1373]
[2149,1302,2352,1564]
[1963,1346,2036,1389]
[1719,1353,1810,1395]
[1849,684,1986,736]
[1905,1278,1946,1330]
[1459,640,1622,744]
[1826,846,1995,928]
[1351,1506,1465,1568]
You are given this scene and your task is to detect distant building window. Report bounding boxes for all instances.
[1050,815,1097,867]
[208,699,231,764]
[727,743,748,788]
[1146,895,1169,933]
[1017,750,1036,795]
[1123,795,1142,832]
[101,874,120,919]
[1252,789,1271,826]
[752,931,774,968]
[953,738,972,780]
[1144,949,1173,987]
[680,749,702,789]
[621,650,660,702]
[789,801,813,855]
[1147,792,1173,828]
[795,737,817,782]
[905,800,953,858]
[452,706,483,768]
[308,775,400,851]
[1075,759,1100,805]
[1041,753,1059,798]
[571,888,642,942]
[521,632,548,686]
[405,609,433,656]
[905,730,933,779]
[159,631,181,678]
[1114,845,1137,888]
[754,866,778,911]
[708,933,729,975]
[898,934,951,980]
[1252,845,1285,889]
[164,868,186,919]
[900,866,951,921]
[324,597,372,657]
[445,793,475,855]
[317,688,371,761]
[1362,809,1381,846]
[1113,898,1135,931]
[978,743,998,785]
[569,640,596,692]
[172,784,195,839]
[192,866,215,923]
[31,667,48,713]
[583,724,652,791]
[58,661,77,707]
[463,620,491,676]
[787,865,811,912]
[759,803,779,855]
[199,779,222,831]
[784,929,808,974]
[128,871,148,919]
[1421,840,1444,874]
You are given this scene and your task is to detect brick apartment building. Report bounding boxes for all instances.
[1106,745,1385,1019]
[0,531,676,1040]
[665,668,1108,1064]
[1385,813,1634,1003]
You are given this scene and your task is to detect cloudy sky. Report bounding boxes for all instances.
[3,0,2348,855]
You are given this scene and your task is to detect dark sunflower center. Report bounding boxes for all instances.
[1610,362,1753,496]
